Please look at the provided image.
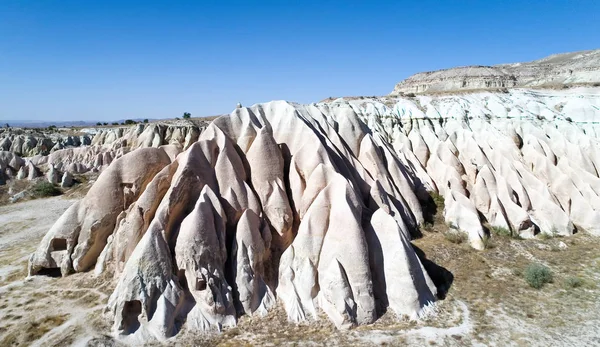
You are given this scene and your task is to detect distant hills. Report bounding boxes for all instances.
[0,119,155,128]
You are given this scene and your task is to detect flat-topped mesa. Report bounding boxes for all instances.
[392,49,600,95]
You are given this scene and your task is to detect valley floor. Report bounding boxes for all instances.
[0,197,599,346]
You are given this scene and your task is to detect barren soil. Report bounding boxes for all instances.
[0,197,599,346]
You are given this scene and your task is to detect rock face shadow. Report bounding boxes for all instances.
[412,245,454,300]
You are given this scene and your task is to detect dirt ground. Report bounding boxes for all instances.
[0,197,599,346]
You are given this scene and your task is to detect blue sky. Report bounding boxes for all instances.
[1,1,599,122]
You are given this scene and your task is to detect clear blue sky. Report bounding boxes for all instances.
[1,0,599,122]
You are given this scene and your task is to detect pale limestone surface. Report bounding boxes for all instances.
[27,86,600,343]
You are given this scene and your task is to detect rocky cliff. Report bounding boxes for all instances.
[392,49,600,94]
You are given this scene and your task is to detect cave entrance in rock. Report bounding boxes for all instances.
[196,276,207,291]
[121,300,142,334]
[37,267,62,277]
[51,238,67,251]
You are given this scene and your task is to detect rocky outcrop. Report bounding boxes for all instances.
[392,49,600,94]
[0,151,25,185]
[0,122,204,159]
[27,71,600,343]
[355,87,600,237]
[30,101,438,342]
[0,122,202,186]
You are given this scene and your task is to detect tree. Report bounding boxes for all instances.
[124,119,137,125]
[96,122,102,126]
[112,122,119,126]
[183,112,191,119]
[103,122,108,126]
[5,123,9,128]
[143,119,149,123]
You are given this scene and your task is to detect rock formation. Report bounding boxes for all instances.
[30,101,440,342]
[27,54,600,343]
[392,49,600,94]
[0,122,205,187]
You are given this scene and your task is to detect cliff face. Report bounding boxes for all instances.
[392,49,600,94]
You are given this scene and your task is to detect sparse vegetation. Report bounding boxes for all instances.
[489,225,523,239]
[539,226,562,239]
[524,263,553,289]
[446,221,457,230]
[32,182,62,197]
[482,236,495,249]
[430,191,445,210]
[490,225,511,237]
[444,231,466,244]
[564,276,583,289]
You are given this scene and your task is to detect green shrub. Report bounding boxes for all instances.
[490,225,523,239]
[564,276,583,288]
[524,263,553,289]
[430,191,445,210]
[444,231,467,244]
[490,226,511,237]
[32,182,62,197]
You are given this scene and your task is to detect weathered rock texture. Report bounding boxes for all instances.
[392,49,600,94]
[0,122,203,186]
[29,86,600,342]
[30,101,440,342]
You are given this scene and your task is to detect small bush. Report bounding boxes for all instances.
[32,182,62,197]
[490,225,523,239]
[564,276,583,288]
[524,263,553,289]
[430,191,445,210]
[490,226,511,237]
[444,231,467,244]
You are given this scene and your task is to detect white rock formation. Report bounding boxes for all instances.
[30,100,439,342]
[28,85,600,341]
